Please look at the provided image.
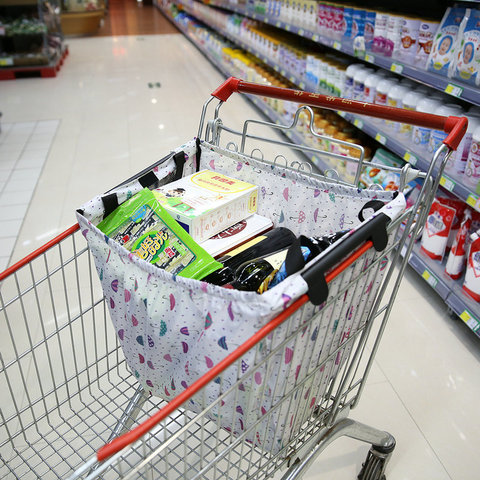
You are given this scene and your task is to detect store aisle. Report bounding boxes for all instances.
[97,0,178,36]
[0,32,479,480]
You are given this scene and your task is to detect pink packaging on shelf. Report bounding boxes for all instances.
[446,209,472,280]
[463,228,480,302]
[372,11,389,53]
[385,14,403,57]
[421,198,456,260]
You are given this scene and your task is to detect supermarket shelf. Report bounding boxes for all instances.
[158,3,327,173]
[178,0,480,214]
[405,243,480,338]
[205,0,480,107]
[160,1,480,338]
[338,112,480,214]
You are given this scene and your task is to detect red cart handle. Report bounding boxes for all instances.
[212,77,468,151]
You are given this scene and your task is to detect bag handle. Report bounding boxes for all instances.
[212,77,468,151]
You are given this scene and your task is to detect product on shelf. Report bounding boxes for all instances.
[426,6,469,77]
[446,208,472,280]
[452,8,480,87]
[427,104,464,156]
[372,9,389,54]
[153,170,258,243]
[96,188,222,279]
[396,16,421,64]
[463,228,480,301]
[463,121,480,193]
[414,19,440,69]
[421,197,456,261]
[445,113,480,178]
[411,96,442,155]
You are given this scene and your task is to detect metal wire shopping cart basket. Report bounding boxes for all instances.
[0,78,467,480]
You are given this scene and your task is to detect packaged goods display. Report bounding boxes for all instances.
[464,228,480,301]
[421,198,457,261]
[427,7,469,77]
[453,9,480,87]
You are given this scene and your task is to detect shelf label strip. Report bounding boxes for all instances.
[439,175,456,192]
[403,151,418,166]
[460,310,480,332]
[390,62,404,74]
[421,269,438,289]
[445,83,464,98]
[375,133,387,145]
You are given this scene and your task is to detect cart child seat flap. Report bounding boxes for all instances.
[76,138,406,452]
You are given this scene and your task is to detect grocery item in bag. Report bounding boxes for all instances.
[427,7,469,77]
[421,198,456,260]
[446,209,472,280]
[154,170,258,242]
[200,214,273,258]
[452,9,480,86]
[463,228,480,301]
[97,188,222,280]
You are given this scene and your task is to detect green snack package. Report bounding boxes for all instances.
[97,188,223,280]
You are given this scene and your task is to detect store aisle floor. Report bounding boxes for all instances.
[1,32,479,480]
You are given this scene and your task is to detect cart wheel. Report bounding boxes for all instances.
[357,447,392,480]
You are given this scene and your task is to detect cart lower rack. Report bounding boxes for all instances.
[0,78,466,479]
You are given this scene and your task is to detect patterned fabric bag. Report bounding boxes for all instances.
[77,139,406,452]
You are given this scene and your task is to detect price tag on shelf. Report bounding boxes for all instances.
[466,194,479,209]
[403,151,418,166]
[276,21,281,28]
[252,13,257,19]
[353,118,364,129]
[312,34,319,42]
[264,17,269,24]
[299,82,305,90]
[365,53,375,63]
[285,24,291,31]
[421,269,438,289]
[460,310,480,332]
[273,65,279,72]
[298,29,304,36]
[281,69,286,76]
[390,62,404,74]
[439,175,456,192]
[289,75,295,83]
[375,133,387,145]
[333,41,342,50]
[445,83,464,98]
[0,57,13,66]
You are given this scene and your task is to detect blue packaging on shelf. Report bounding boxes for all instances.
[453,8,480,87]
[427,6,469,77]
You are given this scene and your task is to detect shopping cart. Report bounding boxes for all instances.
[0,77,467,480]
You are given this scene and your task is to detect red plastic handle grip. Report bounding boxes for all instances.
[212,77,468,151]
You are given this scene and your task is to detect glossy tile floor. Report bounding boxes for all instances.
[1,32,479,480]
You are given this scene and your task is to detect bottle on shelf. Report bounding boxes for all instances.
[427,104,464,157]
[411,96,442,156]
[463,122,480,191]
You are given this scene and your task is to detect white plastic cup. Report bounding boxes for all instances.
[344,63,365,99]
[398,90,424,139]
[428,104,464,156]
[364,70,387,103]
[353,67,374,100]
[411,97,442,154]
[386,84,409,131]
